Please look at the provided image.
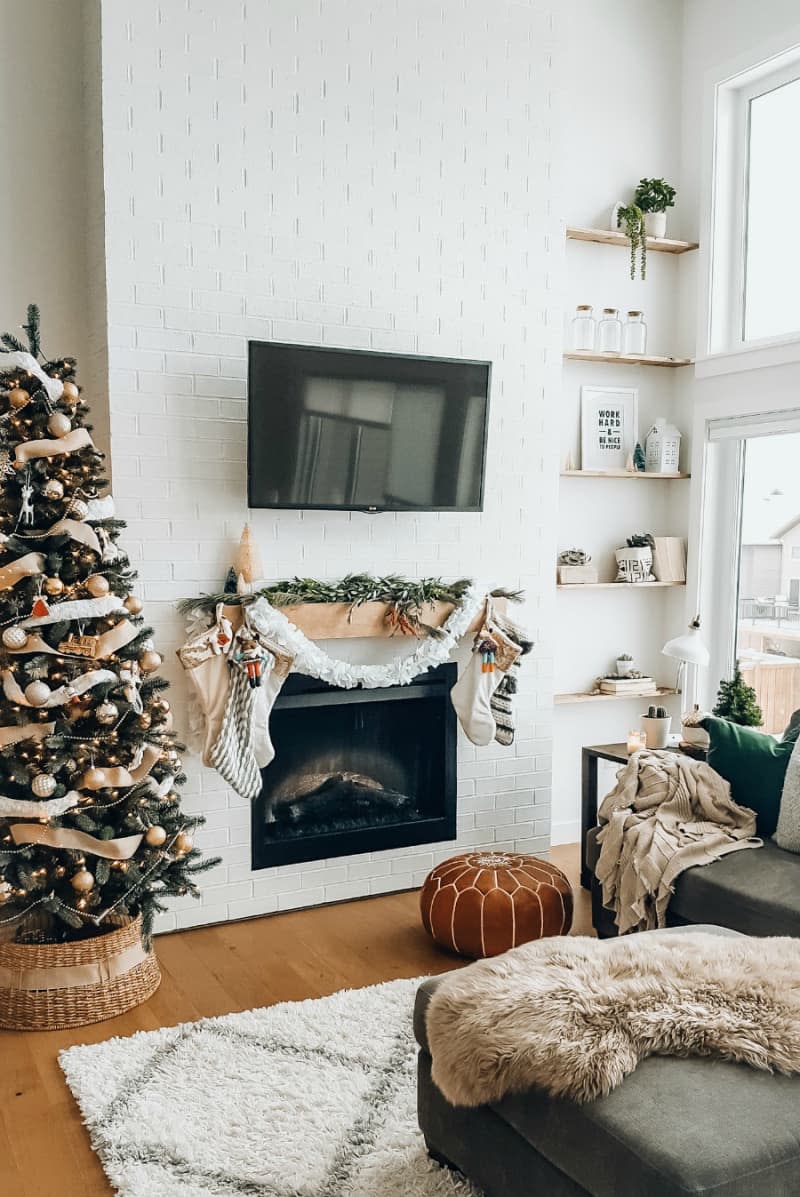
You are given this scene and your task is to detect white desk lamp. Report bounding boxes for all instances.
[661,616,710,707]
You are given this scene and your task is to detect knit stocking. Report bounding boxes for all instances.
[177,608,236,768]
[451,618,521,746]
[489,611,534,746]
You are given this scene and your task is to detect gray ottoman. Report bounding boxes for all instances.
[416,925,800,1196]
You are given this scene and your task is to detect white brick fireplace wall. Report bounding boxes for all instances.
[96,0,561,931]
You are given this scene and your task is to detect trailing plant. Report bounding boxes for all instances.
[634,177,677,214]
[616,203,647,280]
[178,574,523,638]
[713,665,763,727]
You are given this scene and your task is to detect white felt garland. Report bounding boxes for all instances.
[21,594,123,628]
[1,667,117,708]
[0,351,64,402]
[0,792,79,818]
[246,586,484,689]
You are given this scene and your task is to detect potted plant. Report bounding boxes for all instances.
[615,533,655,583]
[633,177,676,240]
[616,653,635,677]
[712,665,763,727]
[641,704,672,749]
[615,203,647,280]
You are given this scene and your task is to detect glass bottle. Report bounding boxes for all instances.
[597,308,622,354]
[622,310,647,356]
[571,304,596,351]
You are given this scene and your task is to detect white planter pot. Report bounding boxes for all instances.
[645,211,667,239]
[616,658,635,677]
[641,715,671,750]
[615,546,654,583]
[610,202,625,231]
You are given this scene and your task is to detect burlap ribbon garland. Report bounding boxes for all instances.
[9,824,143,859]
[80,743,162,791]
[0,552,45,591]
[47,518,102,555]
[7,618,138,660]
[0,942,147,991]
[1,667,117,708]
[0,721,55,746]
[14,427,93,466]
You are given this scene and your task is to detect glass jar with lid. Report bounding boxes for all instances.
[597,308,622,354]
[571,304,596,351]
[622,310,647,356]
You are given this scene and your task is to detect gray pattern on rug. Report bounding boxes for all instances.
[61,976,478,1197]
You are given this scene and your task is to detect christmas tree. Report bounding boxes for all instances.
[0,306,215,943]
[712,664,763,728]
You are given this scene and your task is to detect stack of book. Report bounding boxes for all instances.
[598,676,659,697]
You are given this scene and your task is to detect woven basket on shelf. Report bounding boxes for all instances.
[0,914,160,1031]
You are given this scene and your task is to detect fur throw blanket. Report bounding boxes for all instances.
[426,933,800,1106]
[596,751,759,933]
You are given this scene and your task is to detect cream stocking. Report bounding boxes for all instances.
[451,617,521,746]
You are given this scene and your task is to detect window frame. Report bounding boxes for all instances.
[697,38,800,378]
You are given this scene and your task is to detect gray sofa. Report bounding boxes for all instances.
[587,825,800,938]
[416,925,800,1196]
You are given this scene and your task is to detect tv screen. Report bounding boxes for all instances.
[247,342,491,512]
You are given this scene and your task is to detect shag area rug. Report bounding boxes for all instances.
[427,932,800,1106]
[60,977,478,1197]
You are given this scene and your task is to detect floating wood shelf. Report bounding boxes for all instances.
[219,598,506,640]
[564,351,694,368]
[560,469,690,480]
[557,581,685,590]
[566,226,699,254]
[555,687,679,706]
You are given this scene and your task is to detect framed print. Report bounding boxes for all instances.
[580,386,638,472]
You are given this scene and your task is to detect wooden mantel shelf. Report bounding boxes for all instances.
[566,226,699,254]
[220,598,506,640]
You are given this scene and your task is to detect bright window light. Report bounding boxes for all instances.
[744,76,800,341]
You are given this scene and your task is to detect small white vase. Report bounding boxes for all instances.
[616,658,635,677]
[641,714,671,750]
[615,546,654,583]
[645,211,667,239]
[610,202,625,232]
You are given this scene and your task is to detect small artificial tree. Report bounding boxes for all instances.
[712,665,763,728]
[0,305,216,943]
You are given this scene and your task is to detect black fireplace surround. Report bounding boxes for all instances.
[251,663,457,869]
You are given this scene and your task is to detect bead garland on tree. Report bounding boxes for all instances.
[0,305,218,942]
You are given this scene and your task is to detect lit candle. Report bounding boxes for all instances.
[627,730,645,754]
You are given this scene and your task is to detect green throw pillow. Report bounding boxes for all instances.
[702,717,795,837]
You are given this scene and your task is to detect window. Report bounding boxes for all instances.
[744,75,800,341]
[792,547,800,559]
[705,48,800,364]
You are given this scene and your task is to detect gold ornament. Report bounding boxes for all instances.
[153,698,170,714]
[139,649,162,673]
[137,712,152,729]
[62,381,79,402]
[47,412,72,438]
[44,478,64,500]
[8,387,30,409]
[44,576,65,596]
[96,702,118,725]
[24,681,52,707]
[145,825,167,847]
[86,574,110,597]
[65,497,89,520]
[175,832,194,854]
[165,790,179,803]
[71,868,94,893]
[31,773,57,798]
[83,766,107,788]
[2,625,28,650]
[124,594,143,615]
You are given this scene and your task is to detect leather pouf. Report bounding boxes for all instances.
[420,851,573,958]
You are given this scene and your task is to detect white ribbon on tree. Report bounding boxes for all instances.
[21,594,123,628]
[1,667,117,708]
[0,792,79,818]
[0,351,64,402]
[246,586,485,689]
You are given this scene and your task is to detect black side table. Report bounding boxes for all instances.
[580,742,705,889]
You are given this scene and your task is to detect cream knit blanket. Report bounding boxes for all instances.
[596,751,760,933]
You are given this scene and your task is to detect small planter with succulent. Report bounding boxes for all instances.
[615,532,655,583]
[616,652,636,677]
[641,703,672,749]
[635,177,676,240]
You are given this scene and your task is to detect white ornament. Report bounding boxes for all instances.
[246,587,485,690]
[24,680,52,706]
[31,773,57,798]
[85,494,116,521]
[47,412,72,438]
[66,497,89,520]
[19,480,35,527]
[2,626,28,650]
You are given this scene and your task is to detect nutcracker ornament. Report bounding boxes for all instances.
[233,632,270,688]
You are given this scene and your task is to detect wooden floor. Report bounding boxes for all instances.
[0,844,589,1197]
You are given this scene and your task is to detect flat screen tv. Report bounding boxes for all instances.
[247,341,491,512]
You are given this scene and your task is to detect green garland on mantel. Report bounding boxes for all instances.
[178,574,522,638]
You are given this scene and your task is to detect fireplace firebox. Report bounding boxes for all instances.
[251,663,457,869]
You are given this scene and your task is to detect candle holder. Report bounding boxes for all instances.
[626,729,647,754]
